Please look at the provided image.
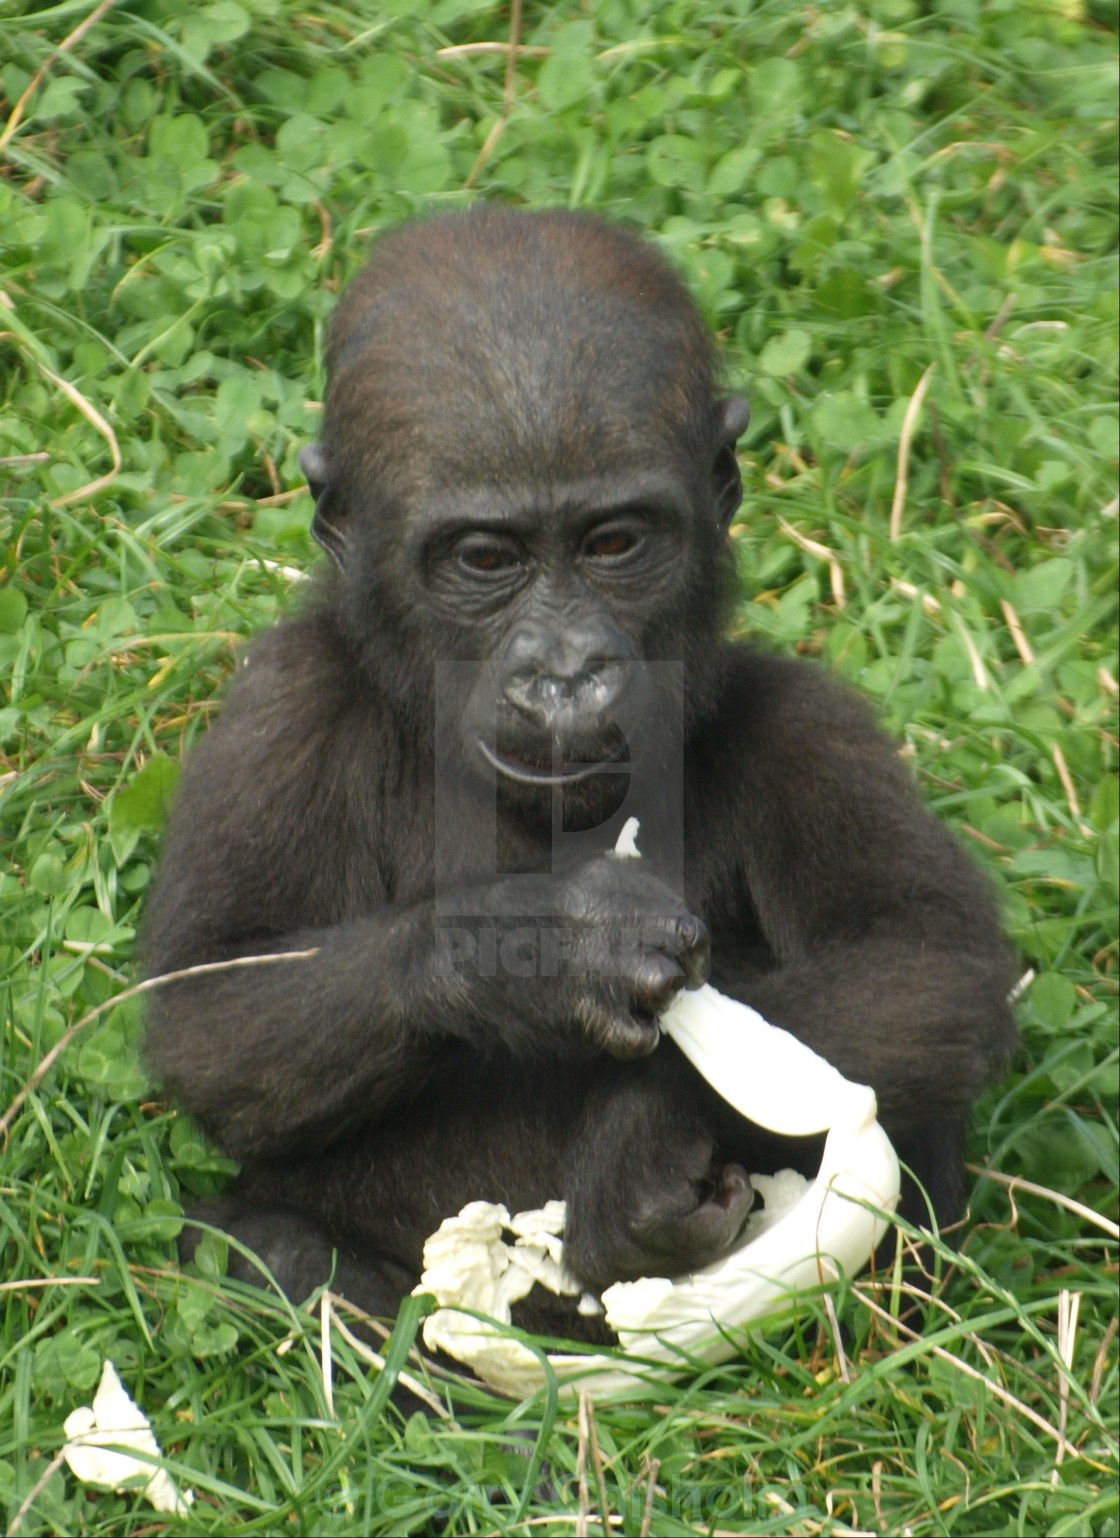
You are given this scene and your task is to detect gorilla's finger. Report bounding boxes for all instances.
[629,953,686,1016]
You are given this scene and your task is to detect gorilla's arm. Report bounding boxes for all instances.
[142,623,438,1156]
[145,910,450,1162]
[698,650,1016,1214]
[143,618,706,1162]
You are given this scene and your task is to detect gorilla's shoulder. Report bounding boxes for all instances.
[180,605,398,808]
[705,642,905,797]
[223,604,367,716]
[715,641,881,732]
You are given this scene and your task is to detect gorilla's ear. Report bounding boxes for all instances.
[710,396,750,534]
[299,443,350,569]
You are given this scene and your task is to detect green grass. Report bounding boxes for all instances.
[1,0,1117,1532]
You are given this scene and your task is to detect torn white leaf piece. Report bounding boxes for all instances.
[611,816,642,858]
[419,1201,583,1396]
[659,982,867,1136]
[742,1169,811,1242]
[62,1361,193,1518]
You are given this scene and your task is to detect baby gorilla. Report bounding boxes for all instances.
[143,206,1015,1329]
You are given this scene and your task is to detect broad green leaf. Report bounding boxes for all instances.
[33,1335,102,1397]
[707,145,760,197]
[1030,972,1077,1031]
[150,112,210,168]
[751,58,803,119]
[92,597,138,639]
[28,851,67,896]
[537,23,595,113]
[34,77,87,121]
[192,1231,230,1279]
[0,588,28,631]
[647,135,706,192]
[1091,774,1119,832]
[190,1321,240,1358]
[77,1004,148,1099]
[108,754,181,864]
[120,1198,184,1244]
[176,1283,216,1334]
[1013,557,1074,613]
[808,131,875,219]
[811,392,883,449]
[757,329,812,377]
[170,1116,215,1167]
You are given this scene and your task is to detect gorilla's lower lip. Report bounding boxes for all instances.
[478,739,627,786]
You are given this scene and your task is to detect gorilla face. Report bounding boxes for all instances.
[301,212,748,828]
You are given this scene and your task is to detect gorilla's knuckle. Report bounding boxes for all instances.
[603,1016,660,1060]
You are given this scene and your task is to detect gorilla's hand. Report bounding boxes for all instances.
[564,1078,756,1290]
[554,857,709,1059]
[472,857,710,1061]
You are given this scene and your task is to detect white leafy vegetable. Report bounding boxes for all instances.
[62,1361,193,1517]
[419,1201,582,1391]
[418,819,900,1397]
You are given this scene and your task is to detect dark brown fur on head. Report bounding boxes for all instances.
[321,205,722,508]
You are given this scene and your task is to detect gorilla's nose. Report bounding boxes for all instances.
[503,624,630,731]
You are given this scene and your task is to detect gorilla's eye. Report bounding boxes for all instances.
[456,535,522,575]
[583,525,640,561]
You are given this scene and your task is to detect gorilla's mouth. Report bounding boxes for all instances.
[478,737,630,787]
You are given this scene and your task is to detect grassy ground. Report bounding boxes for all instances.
[1,1,1117,1533]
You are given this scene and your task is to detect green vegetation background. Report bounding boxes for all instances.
[0,1,1116,1533]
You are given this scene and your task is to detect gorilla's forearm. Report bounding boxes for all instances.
[145,859,710,1160]
[145,909,454,1159]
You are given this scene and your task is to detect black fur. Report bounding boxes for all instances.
[144,207,1015,1327]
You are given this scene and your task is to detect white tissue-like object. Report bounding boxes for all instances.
[417,819,901,1396]
[62,1361,193,1517]
[419,1200,582,1389]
